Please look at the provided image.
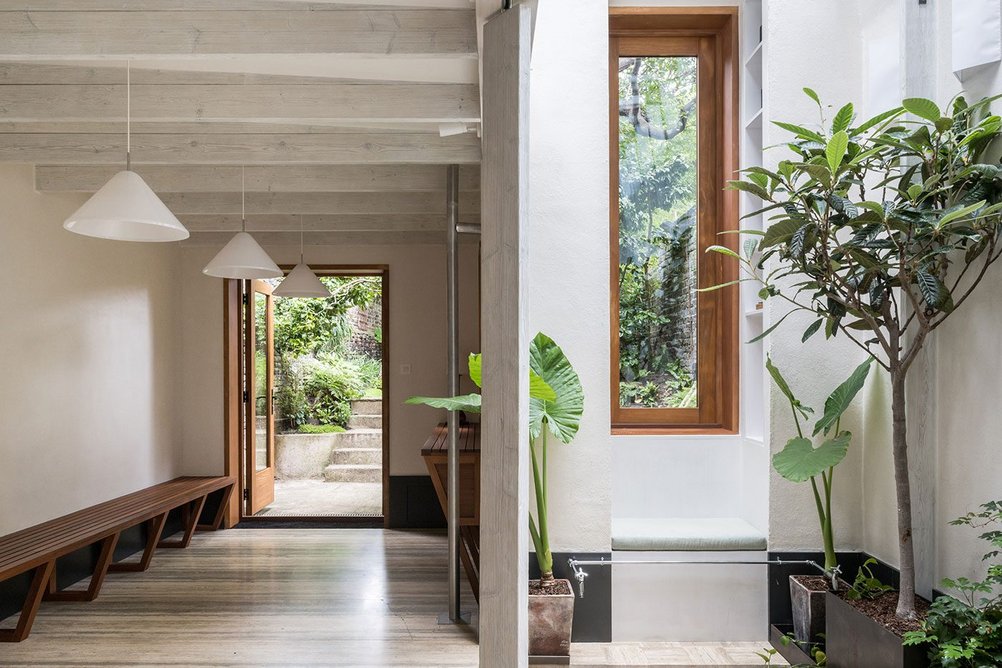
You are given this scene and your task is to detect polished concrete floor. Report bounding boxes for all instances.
[254,480,382,517]
[0,529,781,666]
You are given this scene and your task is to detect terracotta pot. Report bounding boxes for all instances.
[790,575,828,644]
[825,592,929,668]
[528,578,575,657]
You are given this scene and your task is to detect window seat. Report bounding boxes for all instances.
[612,517,766,551]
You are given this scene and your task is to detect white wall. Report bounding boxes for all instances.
[526,0,612,552]
[0,164,181,535]
[761,0,870,553]
[176,242,480,479]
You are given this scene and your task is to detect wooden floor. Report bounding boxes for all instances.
[0,529,780,666]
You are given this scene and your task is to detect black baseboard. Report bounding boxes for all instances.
[530,551,611,643]
[387,475,446,529]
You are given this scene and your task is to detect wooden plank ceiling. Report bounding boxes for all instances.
[0,0,482,245]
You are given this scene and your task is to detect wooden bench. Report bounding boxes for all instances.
[420,422,480,601]
[0,476,234,642]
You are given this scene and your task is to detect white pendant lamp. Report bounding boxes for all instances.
[64,62,189,242]
[202,167,282,279]
[273,216,331,298]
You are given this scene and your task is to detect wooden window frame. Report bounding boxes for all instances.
[610,8,739,435]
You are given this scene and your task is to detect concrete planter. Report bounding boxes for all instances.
[528,579,575,659]
[790,575,827,644]
[825,592,929,668]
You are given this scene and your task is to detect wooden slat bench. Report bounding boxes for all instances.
[0,475,234,642]
[420,422,480,601]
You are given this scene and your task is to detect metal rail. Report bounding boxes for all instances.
[566,557,833,599]
[445,164,461,622]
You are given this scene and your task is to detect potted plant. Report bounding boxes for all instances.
[766,356,872,647]
[712,91,1002,625]
[903,501,1002,666]
[407,332,584,658]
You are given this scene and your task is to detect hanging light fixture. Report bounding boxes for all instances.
[202,167,282,279]
[64,62,189,242]
[273,216,331,298]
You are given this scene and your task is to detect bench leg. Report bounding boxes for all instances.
[197,485,233,532]
[109,513,168,573]
[158,495,207,549]
[0,561,54,642]
[44,532,120,603]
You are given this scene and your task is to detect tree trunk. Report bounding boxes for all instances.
[890,369,917,619]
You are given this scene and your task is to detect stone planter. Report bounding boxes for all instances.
[825,592,929,668]
[790,575,828,644]
[528,579,575,658]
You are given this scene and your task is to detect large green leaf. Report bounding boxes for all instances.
[832,103,854,134]
[902,97,942,124]
[528,332,584,443]
[812,358,873,436]
[826,130,849,174]
[468,351,555,401]
[405,393,482,414]
[468,353,482,387]
[773,432,851,482]
[766,355,814,420]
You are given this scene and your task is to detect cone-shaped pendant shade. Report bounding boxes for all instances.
[63,170,189,242]
[273,262,331,298]
[202,231,282,279]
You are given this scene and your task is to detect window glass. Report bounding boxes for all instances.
[617,56,699,410]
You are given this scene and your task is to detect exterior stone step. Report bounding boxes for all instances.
[324,463,381,483]
[330,447,381,465]
[336,428,382,449]
[350,398,382,416]
[348,414,382,429]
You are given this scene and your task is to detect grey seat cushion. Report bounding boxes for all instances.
[612,517,767,551]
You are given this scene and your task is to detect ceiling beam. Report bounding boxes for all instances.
[36,164,481,193]
[0,84,480,124]
[179,213,474,233]
[159,191,481,215]
[0,132,481,164]
[181,230,481,246]
[0,9,476,58]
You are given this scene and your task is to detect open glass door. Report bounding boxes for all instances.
[246,279,275,515]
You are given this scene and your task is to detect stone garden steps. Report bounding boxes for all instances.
[334,428,382,449]
[350,398,382,416]
[330,447,381,465]
[348,414,382,429]
[324,463,381,483]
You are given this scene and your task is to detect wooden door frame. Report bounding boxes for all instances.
[246,279,277,514]
[222,265,391,526]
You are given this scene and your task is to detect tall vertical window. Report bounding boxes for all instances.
[610,9,739,433]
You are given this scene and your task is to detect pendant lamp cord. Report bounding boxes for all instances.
[300,214,305,264]
[241,166,246,232]
[126,60,131,171]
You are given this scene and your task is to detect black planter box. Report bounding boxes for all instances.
[825,592,928,668]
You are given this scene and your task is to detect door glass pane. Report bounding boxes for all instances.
[254,291,270,471]
[617,55,699,409]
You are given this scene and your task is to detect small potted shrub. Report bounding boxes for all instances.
[408,332,584,658]
[767,356,871,648]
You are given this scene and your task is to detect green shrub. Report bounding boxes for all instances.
[904,501,1002,666]
[297,424,346,434]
